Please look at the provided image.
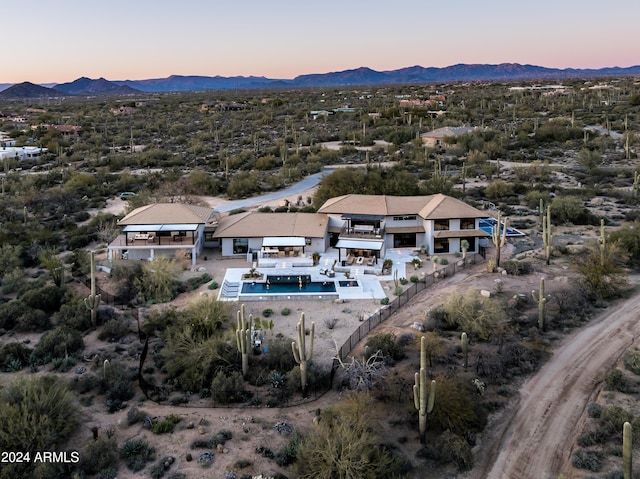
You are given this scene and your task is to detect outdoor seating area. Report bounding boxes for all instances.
[345,251,377,266]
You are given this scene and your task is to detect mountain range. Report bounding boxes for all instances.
[1,63,639,98]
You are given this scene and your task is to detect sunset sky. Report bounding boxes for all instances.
[4,0,639,84]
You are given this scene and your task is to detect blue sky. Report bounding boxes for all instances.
[4,0,639,83]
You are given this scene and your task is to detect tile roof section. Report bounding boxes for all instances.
[213,212,328,238]
[118,203,215,225]
[318,194,485,219]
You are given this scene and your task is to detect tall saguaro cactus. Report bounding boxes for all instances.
[624,421,632,479]
[292,312,314,396]
[491,211,508,268]
[531,277,550,331]
[598,219,607,266]
[236,304,251,378]
[414,336,436,443]
[461,332,469,370]
[542,205,553,265]
[84,250,102,330]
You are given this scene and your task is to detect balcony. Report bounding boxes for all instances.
[339,224,384,239]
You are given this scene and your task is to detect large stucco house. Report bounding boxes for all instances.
[212,212,329,266]
[211,194,489,266]
[107,203,218,266]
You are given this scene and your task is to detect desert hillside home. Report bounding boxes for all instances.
[108,203,217,265]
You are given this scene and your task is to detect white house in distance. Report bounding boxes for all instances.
[421,126,476,149]
[108,203,218,266]
[0,146,48,161]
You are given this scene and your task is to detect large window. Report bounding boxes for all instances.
[233,238,248,254]
[393,233,416,248]
[434,238,450,254]
[460,218,475,230]
[434,219,450,231]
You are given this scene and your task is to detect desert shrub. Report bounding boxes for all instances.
[430,375,487,435]
[211,371,246,404]
[98,317,130,341]
[587,403,603,418]
[101,360,135,403]
[0,342,32,371]
[365,333,406,362]
[571,448,602,472]
[0,375,78,455]
[127,405,148,426]
[18,285,65,315]
[32,325,84,364]
[281,307,291,316]
[262,308,273,317]
[623,347,640,375]
[121,437,156,472]
[598,405,632,438]
[152,415,181,434]
[501,260,533,276]
[577,430,601,447]
[79,437,119,476]
[275,432,300,467]
[422,430,474,470]
[54,293,92,331]
[443,291,506,340]
[410,275,419,283]
[287,360,330,394]
[212,429,233,446]
[380,297,389,305]
[604,369,632,393]
[208,281,219,290]
[295,393,401,478]
[260,334,296,372]
[550,196,596,225]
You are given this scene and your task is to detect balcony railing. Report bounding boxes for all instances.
[339,225,385,239]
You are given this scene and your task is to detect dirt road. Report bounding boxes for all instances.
[466,291,640,479]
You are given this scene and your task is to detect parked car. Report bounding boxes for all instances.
[120,191,136,200]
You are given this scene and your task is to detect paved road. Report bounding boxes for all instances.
[214,170,331,213]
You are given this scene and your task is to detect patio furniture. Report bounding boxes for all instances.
[356,256,364,265]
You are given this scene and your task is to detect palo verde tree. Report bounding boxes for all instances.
[296,392,402,479]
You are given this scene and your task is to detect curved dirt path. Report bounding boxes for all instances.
[467,290,640,479]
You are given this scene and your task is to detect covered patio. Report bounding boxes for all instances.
[335,238,384,266]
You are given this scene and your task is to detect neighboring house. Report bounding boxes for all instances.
[0,146,47,161]
[108,203,217,266]
[420,126,476,149]
[212,212,329,265]
[317,194,489,259]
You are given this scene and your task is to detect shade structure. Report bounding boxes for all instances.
[262,236,306,247]
[335,239,384,250]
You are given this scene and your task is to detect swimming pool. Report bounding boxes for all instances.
[241,279,337,294]
[479,218,526,237]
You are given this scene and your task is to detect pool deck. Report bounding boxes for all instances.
[218,249,420,301]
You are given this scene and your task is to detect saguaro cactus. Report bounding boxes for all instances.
[84,250,102,330]
[414,336,436,443]
[633,170,639,198]
[236,304,251,378]
[491,211,508,268]
[624,421,632,479]
[461,332,469,370]
[531,277,550,331]
[542,205,553,265]
[292,312,314,396]
[598,219,607,266]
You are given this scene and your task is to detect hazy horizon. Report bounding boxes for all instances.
[4,0,639,84]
